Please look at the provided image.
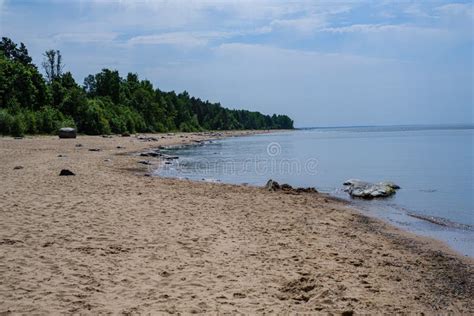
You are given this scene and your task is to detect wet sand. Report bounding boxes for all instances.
[0,132,473,314]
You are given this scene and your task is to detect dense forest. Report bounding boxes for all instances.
[0,37,293,136]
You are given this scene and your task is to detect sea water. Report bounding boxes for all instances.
[156,125,474,256]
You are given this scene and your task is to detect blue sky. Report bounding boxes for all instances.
[0,0,472,127]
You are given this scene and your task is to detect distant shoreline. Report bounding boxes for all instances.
[297,123,474,131]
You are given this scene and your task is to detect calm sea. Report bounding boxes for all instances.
[156,125,474,256]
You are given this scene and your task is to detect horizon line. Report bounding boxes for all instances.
[295,123,474,129]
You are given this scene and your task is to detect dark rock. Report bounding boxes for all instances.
[58,154,66,157]
[88,148,101,152]
[265,179,317,194]
[140,152,161,157]
[295,187,318,193]
[137,136,159,142]
[160,271,171,277]
[59,169,75,176]
[163,155,179,160]
[138,160,151,165]
[102,135,112,138]
[13,166,23,170]
[121,132,131,137]
[75,144,83,147]
[58,127,76,139]
[265,179,281,191]
[233,292,247,299]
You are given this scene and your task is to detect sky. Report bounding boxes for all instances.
[0,0,473,127]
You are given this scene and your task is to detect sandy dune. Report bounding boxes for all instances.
[0,132,472,314]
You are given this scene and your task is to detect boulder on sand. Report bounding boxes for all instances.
[58,127,76,139]
[265,179,317,194]
[265,179,281,191]
[343,179,400,199]
[59,169,75,176]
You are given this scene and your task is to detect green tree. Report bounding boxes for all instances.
[76,99,111,135]
[0,38,294,136]
[42,49,63,83]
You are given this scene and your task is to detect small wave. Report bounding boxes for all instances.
[407,212,473,230]
[419,189,437,193]
[201,178,221,183]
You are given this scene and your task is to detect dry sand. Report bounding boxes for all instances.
[0,132,473,314]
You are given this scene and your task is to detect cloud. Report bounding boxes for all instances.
[214,42,391,65]
[269,15,327,34]
[260,4,353,35]
[403,3,433,18]
[435,3,473,17]
[320,23,443,35]
[52,32,118,44]
[82,0,308,22]
[127,31,239,47]
[80,0,355,35]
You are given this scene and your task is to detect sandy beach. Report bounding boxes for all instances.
[0,132,473,314]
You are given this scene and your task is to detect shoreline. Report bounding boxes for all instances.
[150,131,474,258]
[0,132,473,313]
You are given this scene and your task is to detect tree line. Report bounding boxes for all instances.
[0,37,294,136]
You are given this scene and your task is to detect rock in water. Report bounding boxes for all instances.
[58,127,76,139]
[59,169,75,176]
[379,181,401,189]
[265,179,281,191]
[343,179,400,199]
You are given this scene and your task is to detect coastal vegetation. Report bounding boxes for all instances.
[0,37,294,136]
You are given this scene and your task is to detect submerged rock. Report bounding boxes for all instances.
[343,179,400,199]
[163,155,179,160]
